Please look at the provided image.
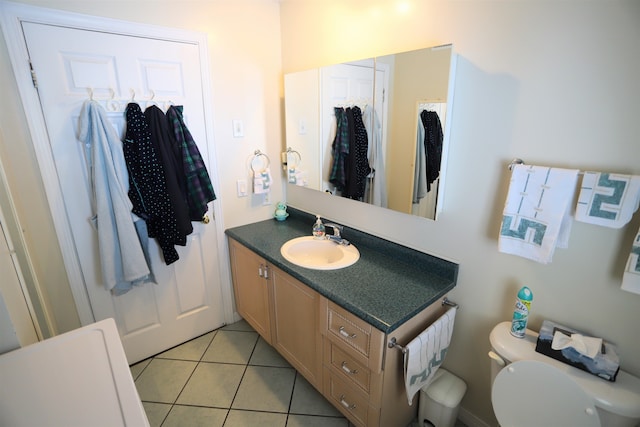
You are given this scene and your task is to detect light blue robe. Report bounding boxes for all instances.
[78,100,151,294]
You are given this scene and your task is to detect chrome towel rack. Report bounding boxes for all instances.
[387,297,458,354]
[250,150,270,173]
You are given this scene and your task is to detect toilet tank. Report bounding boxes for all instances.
[489,322,640,427]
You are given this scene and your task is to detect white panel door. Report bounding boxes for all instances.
[21,22,225,363]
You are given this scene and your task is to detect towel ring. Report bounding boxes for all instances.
[251,150,270,173]
[286,147,301,168]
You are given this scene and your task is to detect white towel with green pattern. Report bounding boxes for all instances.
[499,165,579,264]
[622,225,640,295]
[403,306,457,405]
[576,172,640,228]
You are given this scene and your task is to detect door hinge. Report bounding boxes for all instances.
[29,61,38,88]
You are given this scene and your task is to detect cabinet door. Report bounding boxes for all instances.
[271,265,322,389]
[229,239,272,343]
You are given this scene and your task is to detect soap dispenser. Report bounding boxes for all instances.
[312,215,325,239]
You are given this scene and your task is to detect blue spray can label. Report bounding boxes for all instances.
[510,286,533,338]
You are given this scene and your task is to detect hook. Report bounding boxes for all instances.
[107,88,119,112]
[87,87,94,100]
[130,89,136,102]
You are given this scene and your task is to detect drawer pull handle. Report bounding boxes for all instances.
[338,326,357,339]
[341,361,358,375]
[339,395,356,410]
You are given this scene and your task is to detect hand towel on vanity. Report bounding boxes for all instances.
[404,306,457,405]
[575,172,640,228]
[499,165,579,264]
[621,225,640,295]
[253,167,272,194]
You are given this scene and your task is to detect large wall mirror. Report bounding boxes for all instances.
[284,44,456,220]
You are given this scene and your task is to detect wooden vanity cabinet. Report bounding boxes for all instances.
[228,238,322,389]
[270,265,323,388]
[229,238,448,427]
[321,299,448,427]
[228,238,273,344]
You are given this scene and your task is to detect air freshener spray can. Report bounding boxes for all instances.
[510,286,533,338]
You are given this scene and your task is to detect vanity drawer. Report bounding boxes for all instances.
[325,301,384,371]
[325,339,371,394]
[323,367,378,427]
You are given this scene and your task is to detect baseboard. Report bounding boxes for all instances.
[458,407,492,427]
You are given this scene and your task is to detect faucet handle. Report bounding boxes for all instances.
[324,223,343,237]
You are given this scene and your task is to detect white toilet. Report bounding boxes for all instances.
[488,321,640,427]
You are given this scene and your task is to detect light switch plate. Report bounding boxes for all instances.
[232,119,244,138]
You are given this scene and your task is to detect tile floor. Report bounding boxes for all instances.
[130,319,467,427]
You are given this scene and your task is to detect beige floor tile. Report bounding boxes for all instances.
[130,358,152,380]
[221,319,255,332]
[249,337,291,367]
[202,330,258,364]
[286,414,349,427]
[135,358,197,403]
[290,374,342,417]
[176,362,245,408]
[224,409,287,427]
[140,401,171,427]
[232,365,296,413]
[156,331,216,361]
[162,405,227,427]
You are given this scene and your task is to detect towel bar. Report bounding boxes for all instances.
[508,158,585,175]
[387,298,459,353]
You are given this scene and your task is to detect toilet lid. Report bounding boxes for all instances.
[492,360,600,427]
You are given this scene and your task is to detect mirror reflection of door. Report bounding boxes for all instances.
[320,60,375,195]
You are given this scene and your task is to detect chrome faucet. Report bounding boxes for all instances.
[324,223,350,246]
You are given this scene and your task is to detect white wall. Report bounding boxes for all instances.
[2,1,639,425]
[0,0,283,333]
[281,1,640,425]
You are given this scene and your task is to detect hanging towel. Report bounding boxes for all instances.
[575,172,640,228]
[404,306,457,405]
[253,167,272,194]
[499,165,579,264]
[77,100,152,294]
[621,226,640,295]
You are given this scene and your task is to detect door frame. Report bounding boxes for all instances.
[0,1,234,326]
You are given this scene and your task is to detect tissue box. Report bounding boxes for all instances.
[535,320,620,381]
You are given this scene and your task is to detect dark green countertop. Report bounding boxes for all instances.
[225,209,458,334]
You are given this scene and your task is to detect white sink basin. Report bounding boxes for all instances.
[280,236,360,270]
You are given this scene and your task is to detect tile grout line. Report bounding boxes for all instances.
[159,328,219,426]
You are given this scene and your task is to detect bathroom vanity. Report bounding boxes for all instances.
[226,210,458,427]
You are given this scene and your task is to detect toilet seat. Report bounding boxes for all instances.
[492,360,600,427]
